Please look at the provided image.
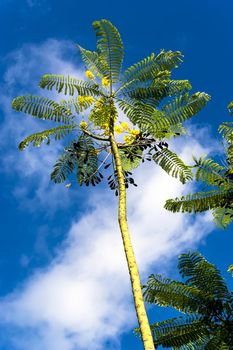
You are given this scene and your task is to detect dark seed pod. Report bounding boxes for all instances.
[133,183,138,186]
[104,163,111,169]
[99,173,103,179]
[107,174,112,180]
[115,190,118,196]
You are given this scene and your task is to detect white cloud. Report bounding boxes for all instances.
[1,39,86,211]
[0,40,216,349]
[0,138,215,350]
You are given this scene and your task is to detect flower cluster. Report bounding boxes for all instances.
[79,121,88,129]
[78,95,95,107]
[102,77,110,88]
[85,70,95,80]
[112,122,141,144]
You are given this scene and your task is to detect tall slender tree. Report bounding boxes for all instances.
[138,251,233,349]
[12,19,210,349]
[165,101,233,228]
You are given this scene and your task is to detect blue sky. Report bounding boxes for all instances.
[0,1,233,349]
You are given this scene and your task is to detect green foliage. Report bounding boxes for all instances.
[122,50,183,83]
[118,77,191,107]
[39,74,101,96]
[152,148,193,183]
[93,19,124,83]
[156,92,211,129]
[13,19,210,192]
[19,125,76,150]
[218,122,233,142]
[212,207,233,229]
[165,188,233,213]
[228,101,233,115]
[228,264,233,275]
[50,143,77,183]
[150,316,208,349]
[120,148,142,171]
[117,98,162,135]
[137,252,233,349]
[78,46,105,78]
[193,156,227,187]
[165,102,233,228]
[12,95,73,124]
[51,135,102,186]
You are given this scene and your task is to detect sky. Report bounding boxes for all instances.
[0,1,233,349]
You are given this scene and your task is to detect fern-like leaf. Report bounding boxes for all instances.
[143,274,204,314]
[78,46,105,78]
[118,78,191,106]
[92,19,124,83]
[117,98,166,137]
[150,316,208,348]
[227,101,233,115]
[219,122,233,142]
[193,156,228,187]
[120,148,142,171]
[39,74,101,96]
[204,338,230,350]
[51,143,77,183]
[19,125,76,150]
[165,188,233,213]
[212,207,233,229]
[178,252,228,299]
[12,95,73,124]
[153,92,211,130]
[76,135,99,186]
[122,50,183,83]
[153,148,193,183]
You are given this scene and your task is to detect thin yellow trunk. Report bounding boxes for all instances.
[110,134,155,350]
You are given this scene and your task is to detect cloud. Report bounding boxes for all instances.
[0,39,86,212]
[0,40,216,349]
[0,138,215,350]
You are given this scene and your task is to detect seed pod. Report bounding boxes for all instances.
[104,163,111,169]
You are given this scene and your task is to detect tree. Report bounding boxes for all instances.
[138,251,233,349]
[12,19,210,350]
[165,101,233,229]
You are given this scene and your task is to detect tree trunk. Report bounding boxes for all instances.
[110,134,155,350]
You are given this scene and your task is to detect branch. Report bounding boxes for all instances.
[82,128,110,142]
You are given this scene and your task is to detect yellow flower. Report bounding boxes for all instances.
[80,121,88,129]
[78,95,94,105]
[65,183,71,189]
[130,129,140,137]
[102,123,109,129]
[102,77,110,88]
[85,96,95,104]
[85,70,95,80]
[121,121,130,131]
[114,125,123,134]
[78,95,85,104]
[95,99,104,109]
[124,135,133,144]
